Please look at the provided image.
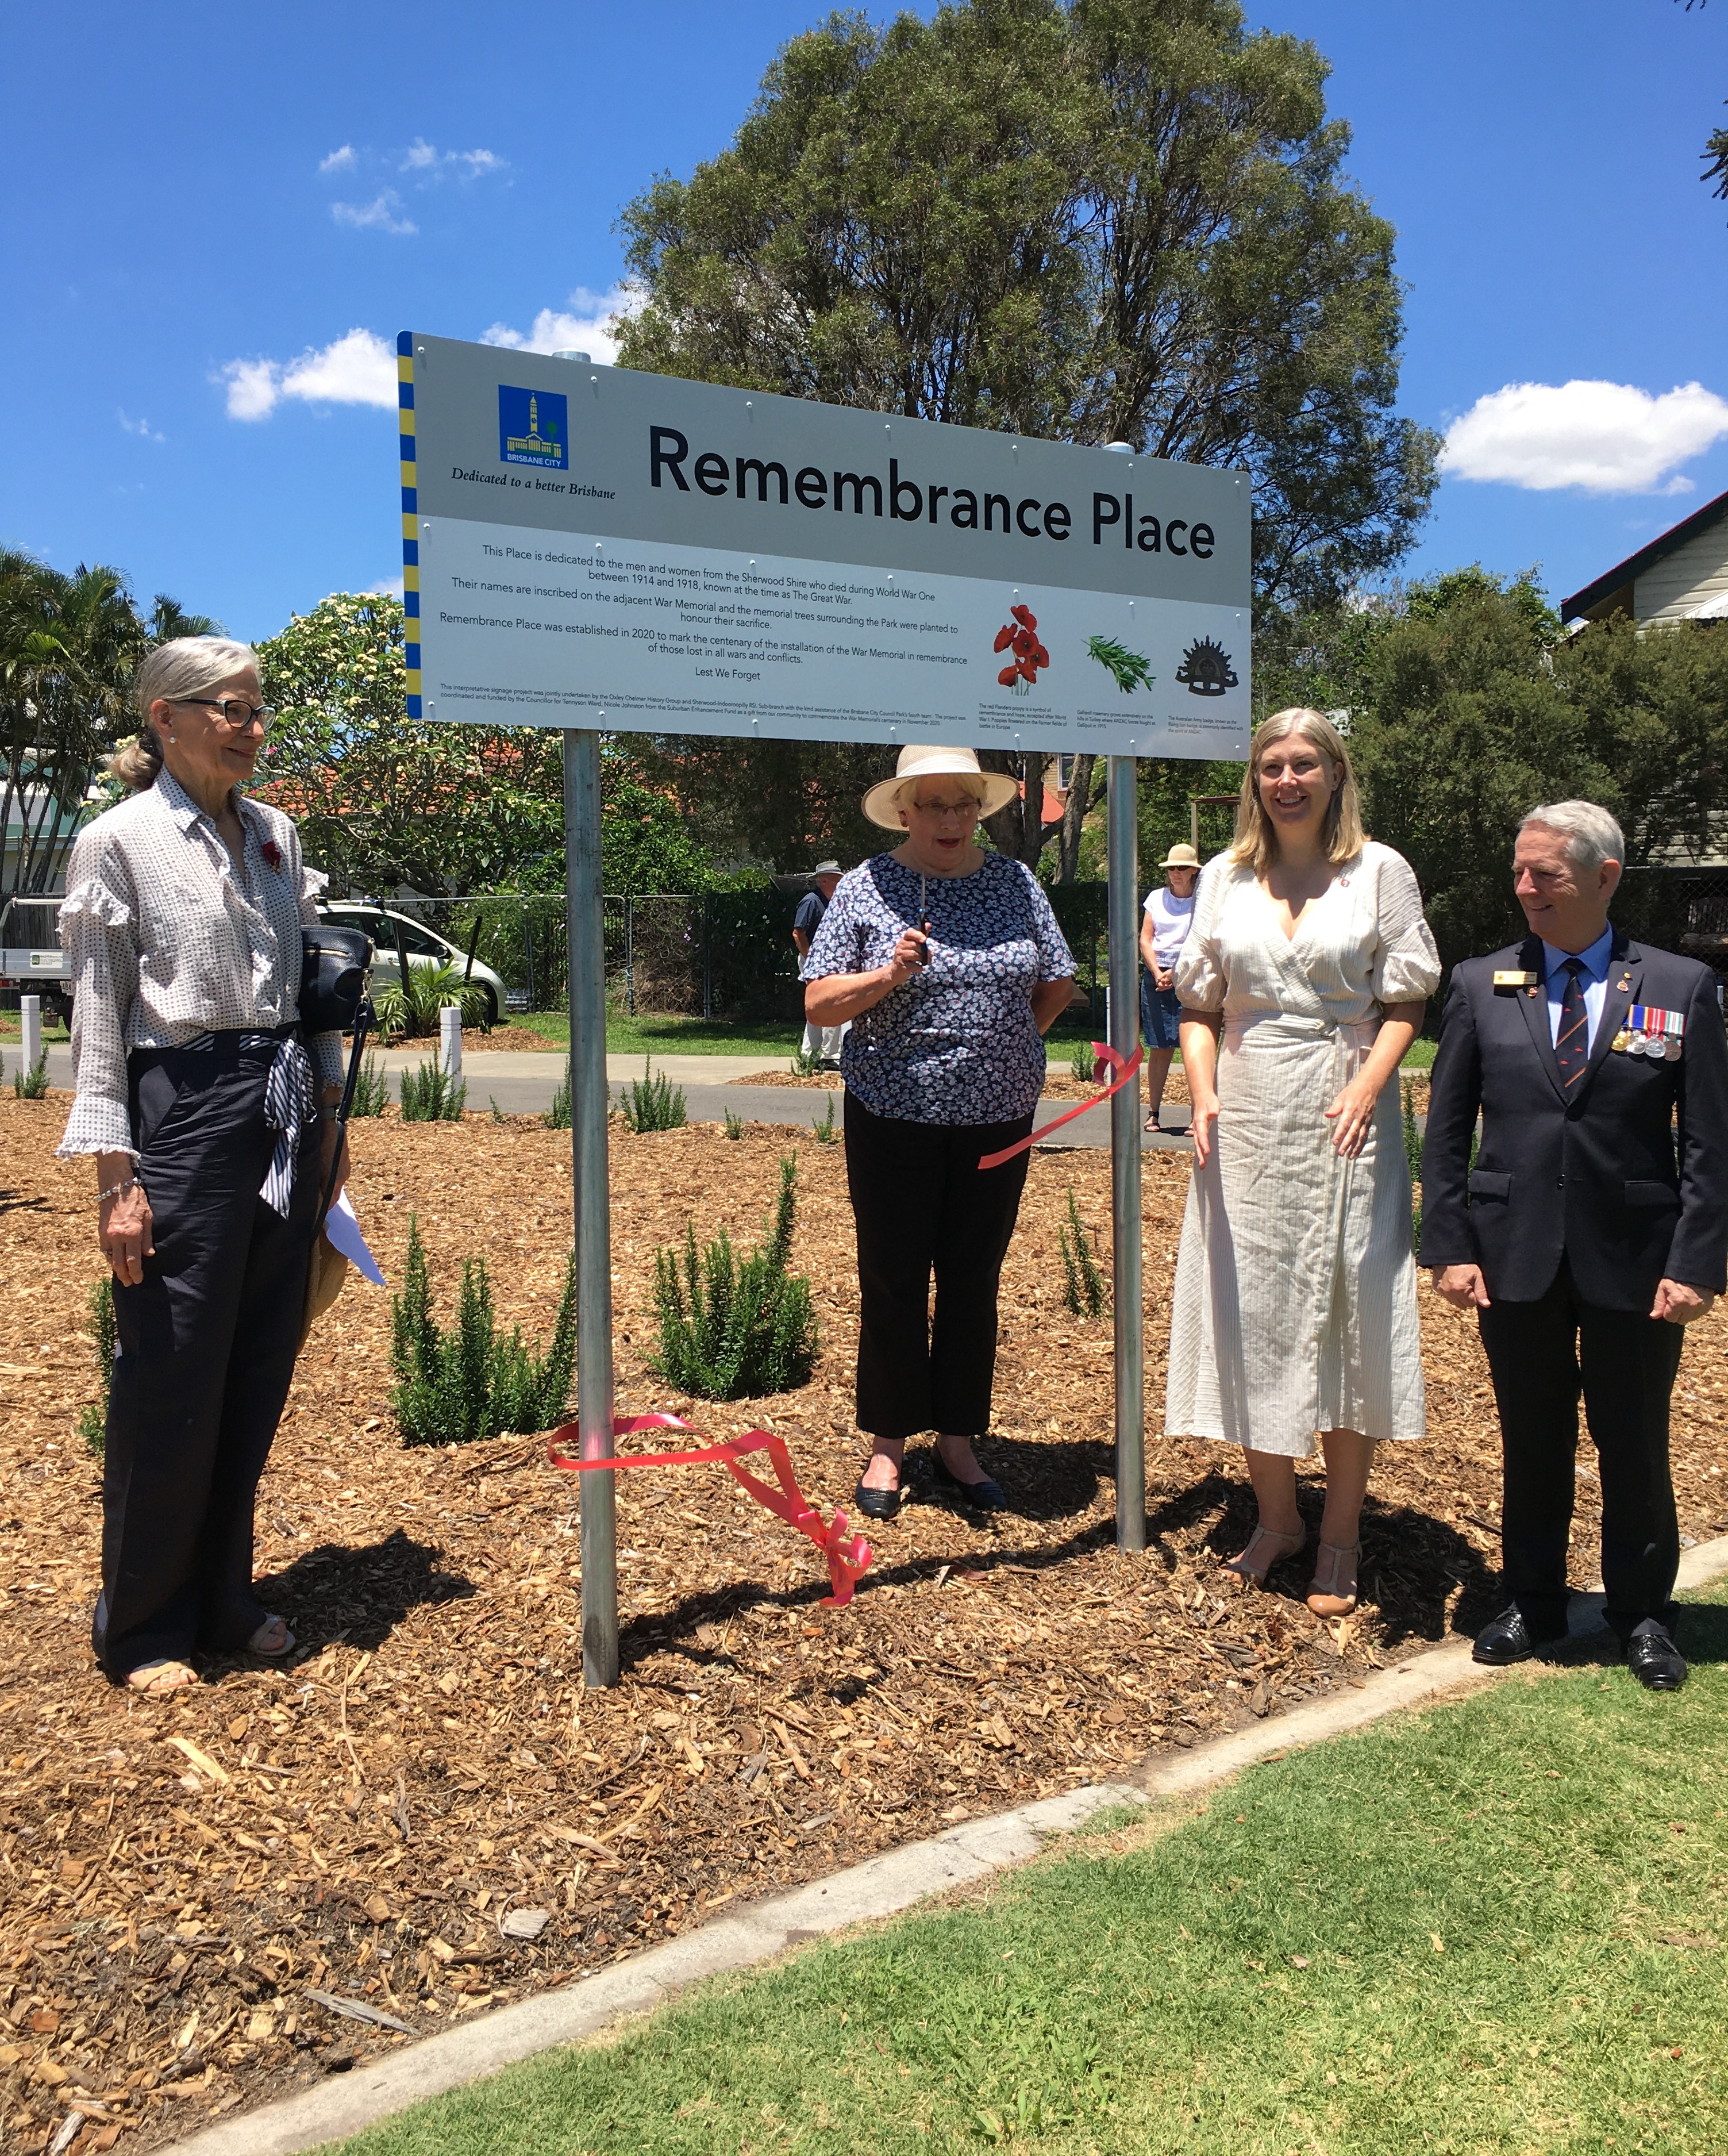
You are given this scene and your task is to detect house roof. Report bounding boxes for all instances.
[1560,485,1728,622]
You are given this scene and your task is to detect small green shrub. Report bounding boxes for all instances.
[391,1216,577,1445]
[544,1056,572,1130]
[621,1056,685,1133]
[374,955,491,1042]
[1068,1037,1096,1083]
[650,1153,818,1400]
[399,1059,467,1123]
[811,1096,838,1146]
[76,1275,116,1456]
[723,1108,746,1140]
[13,1048,48,1100]
[348,1051,390,1118]
[1059,1188,1108,1317]
[790,1045,822,1077]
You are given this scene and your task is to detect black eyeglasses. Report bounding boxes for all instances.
[171,697,275,733]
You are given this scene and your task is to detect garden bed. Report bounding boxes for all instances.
[3,1097,1726,2152]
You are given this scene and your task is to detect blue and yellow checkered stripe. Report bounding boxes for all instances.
[397,331,422,719]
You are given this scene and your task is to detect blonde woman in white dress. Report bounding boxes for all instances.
[1165,709,1441,1617]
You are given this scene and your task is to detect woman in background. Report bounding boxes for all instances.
[1138,841,1200,1133]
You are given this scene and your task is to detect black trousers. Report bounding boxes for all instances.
[843,1090,1034,1440]
[1477,1260,1684,1642]
[94,1042,321,1680]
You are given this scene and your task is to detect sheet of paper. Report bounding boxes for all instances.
[324,1190,384,1286]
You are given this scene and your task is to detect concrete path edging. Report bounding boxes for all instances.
[168,1531,1728,2156]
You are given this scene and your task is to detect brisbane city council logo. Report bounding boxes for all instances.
[1174,637,1238,696]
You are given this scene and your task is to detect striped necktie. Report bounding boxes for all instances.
[1555,958,1590,1089]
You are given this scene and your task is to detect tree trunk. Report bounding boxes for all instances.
[1052,753,1104,883]
[978,750,1049,867]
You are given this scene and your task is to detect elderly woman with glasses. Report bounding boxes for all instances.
[57,637,347,1692]
[801,745,1076,1522]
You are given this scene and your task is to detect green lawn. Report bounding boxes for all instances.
[329,1592,1728,2156]
[504,1011,805,1057]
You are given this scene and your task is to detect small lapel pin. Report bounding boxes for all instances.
[1616,977,1631,991]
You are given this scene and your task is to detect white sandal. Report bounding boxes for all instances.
[247,1615,296,1658]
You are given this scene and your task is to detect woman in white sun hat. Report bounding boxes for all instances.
[1139,841,1200,1134]
[801,745,1076,1523]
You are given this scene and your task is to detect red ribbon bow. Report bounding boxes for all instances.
[977,1039,1145,1170]
[548,1414,872,1608]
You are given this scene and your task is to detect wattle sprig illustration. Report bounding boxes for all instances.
[992,604,1049,694]
[1086,635,1153,693]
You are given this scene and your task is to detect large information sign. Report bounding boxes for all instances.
[399,332,1251,756]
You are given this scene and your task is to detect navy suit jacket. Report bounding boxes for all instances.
[1419,926,1728,1308]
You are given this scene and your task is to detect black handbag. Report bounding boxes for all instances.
[299,925,374,1036]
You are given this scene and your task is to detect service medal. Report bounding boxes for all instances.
[1629,1032,1649,1055]
[1612,1028,1631,1053]
[1665,1037,1683,1061]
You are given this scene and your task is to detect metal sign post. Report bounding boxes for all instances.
[1106,758,1146,1551]
[564,730,619,1686]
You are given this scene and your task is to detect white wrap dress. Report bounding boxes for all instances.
[1164,842,1442,1457]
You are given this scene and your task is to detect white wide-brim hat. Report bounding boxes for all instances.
[861,744,1019,832]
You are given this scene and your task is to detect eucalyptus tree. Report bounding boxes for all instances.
[614,0,1438,874]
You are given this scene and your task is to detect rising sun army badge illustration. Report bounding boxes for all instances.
[1174,637,1237,696]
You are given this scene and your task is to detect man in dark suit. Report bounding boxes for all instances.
[1421,800,1728,1690]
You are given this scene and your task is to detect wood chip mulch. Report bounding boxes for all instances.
[4,1093,1727,2153]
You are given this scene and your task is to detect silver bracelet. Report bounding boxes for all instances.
[97,1177,143,1206]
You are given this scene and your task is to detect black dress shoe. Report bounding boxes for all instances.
[1626,1623,1687,1692]
[932,1456,1008,1512]
[1472,1605,1564,1665]
[853,1479,903,1523]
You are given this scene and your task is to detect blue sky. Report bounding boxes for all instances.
[2,0,1724,640]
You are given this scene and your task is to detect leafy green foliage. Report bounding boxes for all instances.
[1403,1077,1423,1248]
[348,1052,390,1119]
[399,1059,467,1123]
[76,1274,116,1456]
[256,594,717,898]
[649,1155,817,1400]
[617,2,1436,617]
[2,549,213,899]
[544,1056,572,1131]
[621,1058,686,1133]
[391,1216,577,1446]
[1059,1189,1108,1317]
[373,956,492,1042]
[12,1048,47,1100]
[1085,636,1153,694]
[789,1044,823,1077]
[723,1108,746,1140]
[1067,1037,1096,1083]
[811,1096,838,1145]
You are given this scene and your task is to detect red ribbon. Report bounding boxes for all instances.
[977,1040,1145,1170]
[547,1413,873,1609]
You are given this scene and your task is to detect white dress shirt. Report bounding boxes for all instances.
[1541,924,1614,1052]
[57,767,343,1160]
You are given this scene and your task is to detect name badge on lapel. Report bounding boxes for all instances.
[1492,970,1538,991]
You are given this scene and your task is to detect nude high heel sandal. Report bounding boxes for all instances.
[1306,1541,1360,1619]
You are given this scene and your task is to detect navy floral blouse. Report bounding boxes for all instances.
[802,851,1075,1125]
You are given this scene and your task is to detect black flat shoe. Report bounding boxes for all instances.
[1472,1605,1565,1666]
[1626,1623,1687,1692]
[853,1479,903,1523]
[932,1456,1008,1512]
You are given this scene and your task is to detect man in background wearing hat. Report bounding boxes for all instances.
[1421,800,1728,1692]
[791,862,845,1068]
[1139,843,1200,1134]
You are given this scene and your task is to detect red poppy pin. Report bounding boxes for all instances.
[261,839,283,871]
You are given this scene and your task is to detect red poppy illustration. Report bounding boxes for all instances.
[991,603,1049,694]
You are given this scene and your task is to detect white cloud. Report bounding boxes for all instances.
[219,329,398,421]
[481,285,641,368]
[401,137,505,178]
[332,191,417,236]
[319,144,357,174]
[1440,379,1728,495]
[363,575,407,599]
[118,410,165,442]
